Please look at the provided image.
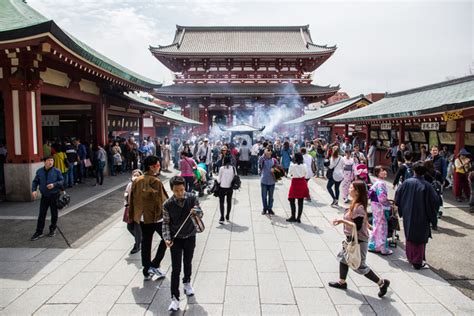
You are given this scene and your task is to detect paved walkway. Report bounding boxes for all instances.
[0,176,473,315]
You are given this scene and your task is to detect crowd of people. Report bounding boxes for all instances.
[28,131,474,311]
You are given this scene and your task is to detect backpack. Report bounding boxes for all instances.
[231,167,241,190]
[403,163,413,181]
[432,180,443,196]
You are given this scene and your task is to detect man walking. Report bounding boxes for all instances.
[31,156,64,241]
[259,147,278,215]
[163,176,203,311]
[197,138,212,177]
[395,161,440,270]
[129,156,169,280]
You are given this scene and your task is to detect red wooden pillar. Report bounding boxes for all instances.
[94,103,106,145]
[3,84,42,163]
[453,120,466,196]
[344,124,349,138]
[365,124,371,154]
[399,123,405,144]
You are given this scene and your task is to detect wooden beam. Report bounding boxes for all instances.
[42,83,101,103]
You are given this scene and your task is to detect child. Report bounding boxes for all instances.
[123,169,143,254]
[163,176,204,311]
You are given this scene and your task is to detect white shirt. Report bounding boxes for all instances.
[288,163,307,178]
[251,144,260,156]
[329,156,344,182]
[218,165,235,189]
[303,154,314,179]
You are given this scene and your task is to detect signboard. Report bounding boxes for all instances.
[42,115,60,126]
[442,110,463,121]
[370,131,378,139]
[438,132,456,145]
[421,122,440,131]
[318,126,331,132]
[410,131,427,143]
[380,123,392,130]
[465,133,474,146]
[354,125,363,131]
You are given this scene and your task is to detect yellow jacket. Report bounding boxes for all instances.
[53,152,68,173]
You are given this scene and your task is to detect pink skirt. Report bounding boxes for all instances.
[288,177,310,199]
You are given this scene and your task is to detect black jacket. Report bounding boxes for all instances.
[163,193,201,240]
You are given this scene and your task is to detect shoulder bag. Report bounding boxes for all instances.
[342,224,361,269]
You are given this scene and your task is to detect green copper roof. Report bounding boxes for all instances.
[0,0,161,90]
[284,95,369,125]
[327,76,474,123]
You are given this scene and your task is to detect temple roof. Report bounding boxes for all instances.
[327,76,474,123]
[150,25,337,56]
[150,110,202,126]
[0,0,161,90]
[285,95,370,125]
[153,83,339,97]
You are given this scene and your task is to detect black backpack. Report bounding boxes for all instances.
[231,167,241,190]
[403,163,413,181]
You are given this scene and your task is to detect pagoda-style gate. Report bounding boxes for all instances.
[150,25,339,133]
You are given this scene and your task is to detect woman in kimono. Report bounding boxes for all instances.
[341,150,355,203]
[368,165,392,255]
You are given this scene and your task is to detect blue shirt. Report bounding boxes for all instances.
[77,144,87,160]
[259,156,276,185]
[32,167,64,196]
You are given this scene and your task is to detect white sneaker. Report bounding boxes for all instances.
[183,282,195,296]
[148,267,166,278]
[168,297,180,311]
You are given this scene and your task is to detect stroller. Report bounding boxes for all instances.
[387,199,400,248]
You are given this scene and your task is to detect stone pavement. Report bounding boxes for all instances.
[0,176,473,315]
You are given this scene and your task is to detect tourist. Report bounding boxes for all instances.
[329,181,390,297]
[280,141,292,176]
[112,141,123,175]
[259,147,278,215]
[396,143,408,168]
[73,138,87,183]
[300,147,314,200]
[367,141,376,174]
[286,152,309,223]
[419,145,428,161]
[163,176,203,311]
[341,150,355,204]
[327,146,344,206]
[238,140,251,176]
[454,148,471,202]
[123,169,143,254]
[315,140,326,177]
[106,140,115,176]
[127,137,139,171]
[161,138,170,172]
[395,161,440,269]
[94,144,107,186]
[64,140,78,187]
[180,151,197,193]
[368,166,392,255]
[217,156,235,223]
[30,156,64,241]
[250,141,260,175]
[52,144,68,183]
[197,138,212,177]
[155,138,163,173]
[386,141,398,174]
[392,151,414,189]
[129,156,169,280]
[424,160,444,217]
[352,144,366,165]
[426,145,447,185]
[340,137,352,153]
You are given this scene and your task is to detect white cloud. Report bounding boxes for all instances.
[27,0,472,95]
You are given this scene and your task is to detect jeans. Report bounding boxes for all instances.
[127,222,142,249]
[316,157,325,177]
[76,161,84,182]
[391,156,398,173]
[140,222,167,274]
[170,236,196,299]
[96,161,105,185]
[261,183,275,211]
[109,158,115,176]
[327,178,341,201]
[36,194,59,234]
[219,187,233,219]
[183,176,194,193]
[239,160,250,176]
[250,155,258,174]
[65,163,74,187]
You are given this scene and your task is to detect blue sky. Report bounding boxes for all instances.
[28,0,473,96]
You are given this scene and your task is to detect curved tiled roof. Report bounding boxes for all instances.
[327,76,474,122]
[0,0,161,90]
[150,25,336,55]
[153,83,340,96]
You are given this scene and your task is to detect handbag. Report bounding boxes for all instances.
[56,191,71,210]
[326,157,341,180]
[83,158,92,168]
[341,224,361,269]
[231,167,241,190]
